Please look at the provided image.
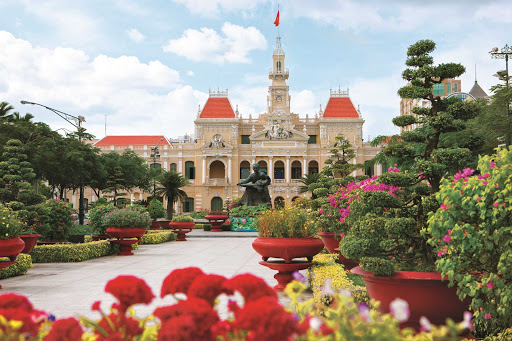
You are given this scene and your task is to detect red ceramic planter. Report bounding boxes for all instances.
[106,227,146,256]
[168,222,195,241]
[205,214,229,232]
[0,237,26,261]
[351,266,469,328]
[19,234,41,254]
[334,248,358,270]
[252,237,324,263]
[318,232,341,253]
[158,220,172,229]
[150,221,161,230]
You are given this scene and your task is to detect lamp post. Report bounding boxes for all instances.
[20,100,87,225]
[490,44,512,147]
[150,138,164,197]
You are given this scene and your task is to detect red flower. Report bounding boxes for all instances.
[92,300,101,311]
[0,293,34,311]
[104,275,154,313]
[160,267,204,298]
[154,298,219,341]
[95,313,143,340]
[45,317,83,341]
[158,316,198,341]
[187,274,233,305]
[0,308,41,336]
[232,297,299,340]
[223,274,277,303]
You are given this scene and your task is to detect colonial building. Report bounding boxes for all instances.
[89,35,382,212]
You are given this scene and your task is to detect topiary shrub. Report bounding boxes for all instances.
[139,231,177,244]
[31,199,74,242]
[88,203,116,235]
[148,199,166,221]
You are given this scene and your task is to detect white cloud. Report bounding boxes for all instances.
[187,70,195,76]
[291,90,319,116]
[127,28,145,43]
[163,22,267,63]
[0,31,208,139]
[173,0,266,16]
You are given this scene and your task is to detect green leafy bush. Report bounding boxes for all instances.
[30,240,116,262]
[148,199,166,220]
[69,224,94,235]
[229,204,268,218]
[31,199,74,242]
[255,207,316,238]
[88,203,116,235]
[188,210,208,219]
[0,254,32,279]
[171,215,194,223]
[428,147,512,333]
[139,231,177,244]
[0,204,23,239]
[103,207,151,228]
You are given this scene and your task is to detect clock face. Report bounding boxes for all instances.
[276,96,282,102]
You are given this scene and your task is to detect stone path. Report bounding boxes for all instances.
[1,231,303,320]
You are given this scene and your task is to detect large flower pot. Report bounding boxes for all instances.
[252,237,324,263]
[205,214,229,232]
[0,237,26,261]
[158,220,172,229]
[318,232,341,254]
[19,234,41,254]
[333,248,358,270]
[168,222,195,241]
[150,221,161,230]
[106,227,146,256]
[351,266,469,328]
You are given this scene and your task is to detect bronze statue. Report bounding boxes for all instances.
[236,164,272,207]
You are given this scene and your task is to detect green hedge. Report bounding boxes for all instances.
[139,231,176,244]
[0,254,33,279]
[30,240,117,263]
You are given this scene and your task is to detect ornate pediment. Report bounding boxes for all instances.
[250,128,309,141]
[200,134,233,151]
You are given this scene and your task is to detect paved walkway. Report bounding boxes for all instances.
[1,231,302,320]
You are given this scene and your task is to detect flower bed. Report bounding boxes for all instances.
[138,231,176,244]
[29,240,117,263]
[0,254,32,279]
[231,217,257,231]
[308,254,368,305]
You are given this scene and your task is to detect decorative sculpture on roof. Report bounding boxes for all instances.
[209,134,225,148]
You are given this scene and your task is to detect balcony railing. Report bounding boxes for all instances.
[208,178,227,186]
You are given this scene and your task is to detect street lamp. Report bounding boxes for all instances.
[20,100,87,225]
[150,138,164,197]
[490,44,512,146]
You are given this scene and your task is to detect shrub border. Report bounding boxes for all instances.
[30,240,116,263]
[0,254,33,279]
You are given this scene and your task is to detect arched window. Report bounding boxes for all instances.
[257,160,268,175]
[240,161,251,179]
[291,160,302,179]
[170,163,177,172]
[308,160,319,175]
[274,160,285,179]
[211,197,223,211]
[274,196,285,209]
[185,161,195,179]
[276,61,281,72]
[209,160,225,179]
[183,198,194,212]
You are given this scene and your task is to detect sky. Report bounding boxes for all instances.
[0,0,511,141]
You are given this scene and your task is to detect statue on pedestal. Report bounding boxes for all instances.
[236,164,272,207]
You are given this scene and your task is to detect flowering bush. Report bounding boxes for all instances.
[148,199,166,220]
[428,147,512,333]
[31,199,74,242]
[255,206,317,238]
[0,267,474,340]
[88,203,116,235]
[338,168,438,275]
[0,204,23,239]
[103,207,151,228]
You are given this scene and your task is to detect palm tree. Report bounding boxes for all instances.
[154,170,190,219]
[298,172,321,195]
[0,102,15,121]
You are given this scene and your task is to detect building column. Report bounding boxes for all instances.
[130,193,134,204]
[285,156,290,183]
[178,156,183,173]
[268,156,273,181]
[228,156,232,184]
[202,156,207,184]
[303,156,307,176]
[351,157,357,177]
[139,193,143,201]
[91,192,95,203]
[376,163,382,176]
[72,194,77,209]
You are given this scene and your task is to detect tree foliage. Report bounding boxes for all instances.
[154,171,190,219]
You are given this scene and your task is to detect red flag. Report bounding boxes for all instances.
[274,10,280,26]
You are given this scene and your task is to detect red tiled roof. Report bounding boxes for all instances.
[200,97,235,118]
[323,97,359,118]
[95,136,171,146]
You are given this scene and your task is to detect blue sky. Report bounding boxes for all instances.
[0,0,511,140]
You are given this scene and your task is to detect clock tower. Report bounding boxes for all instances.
[267,35,290,116]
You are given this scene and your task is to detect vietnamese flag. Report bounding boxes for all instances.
[274,10,280,26]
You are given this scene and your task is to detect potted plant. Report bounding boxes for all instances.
[148,198,166,230]
[19,226,41,254]
[104,206,151,255]
[168,215,195,241]
[252,206,323,263]
[68,224,94,244]
[88,203,116,240]
[205,210,229,232]
[0,204,25,261]
[428,147,512,335]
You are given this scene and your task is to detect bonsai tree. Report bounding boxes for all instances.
[339,39,482,276]
[148,199,166,221]
[155,170,190,220]
[321,135,361,179]
[428,147,512,333]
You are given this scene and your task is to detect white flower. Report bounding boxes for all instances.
[461,311,474,330]
[309,317,322,332]
[419,316,432,331]
[389,298,410,322]
[321,278,335,296]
